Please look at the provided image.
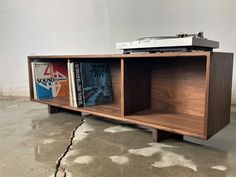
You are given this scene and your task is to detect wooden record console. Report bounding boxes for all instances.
[28,52,233,142]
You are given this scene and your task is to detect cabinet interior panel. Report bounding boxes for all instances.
[151,57,206,117]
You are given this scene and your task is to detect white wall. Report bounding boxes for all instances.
[0,0,236,101]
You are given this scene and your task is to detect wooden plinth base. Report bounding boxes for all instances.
[48,105,82,116]
[48,105,60,114]
[152,128,183,142]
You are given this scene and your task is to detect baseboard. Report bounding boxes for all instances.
[0,85,29,97]
[232,89,236,104]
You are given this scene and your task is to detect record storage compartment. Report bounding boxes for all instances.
[28,52,233,142]
[28,58,122,118]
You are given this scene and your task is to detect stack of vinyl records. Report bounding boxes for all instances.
[67,61,113,107]
[31,61,113,107]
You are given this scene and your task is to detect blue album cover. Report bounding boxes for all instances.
[80,62,113,106]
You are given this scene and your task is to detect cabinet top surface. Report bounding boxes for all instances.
[28,51,233,59]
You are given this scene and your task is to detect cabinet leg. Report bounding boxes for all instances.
[48,105,60,114]
[152,129,183,142]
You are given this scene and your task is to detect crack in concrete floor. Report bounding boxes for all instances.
[55,114,91,177]
[55,125,80,177]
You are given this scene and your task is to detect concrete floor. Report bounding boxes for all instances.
[0,97,236,177]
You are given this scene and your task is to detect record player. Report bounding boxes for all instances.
[116,32,219,54]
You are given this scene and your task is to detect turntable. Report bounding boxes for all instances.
[116,32,219,54]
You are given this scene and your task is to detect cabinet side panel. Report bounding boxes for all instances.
[124,59,151,115]
[121,59,125,116]
[110,60,121,105]
[207,53,234,138]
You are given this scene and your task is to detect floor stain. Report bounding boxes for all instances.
[109,155,129,165]
[211,165,227,171]
[104,125,135,133]
[73,156,94,164]
[40,139,56,144]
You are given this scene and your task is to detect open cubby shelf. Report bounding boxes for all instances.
[28,52,233,141]
[33,96,122,118]
[126,109,204,137]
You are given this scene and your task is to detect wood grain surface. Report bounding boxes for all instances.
[151,57,206,117]
[206,52,234,138]
[28,51,211,59]
[123,59,151,115]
